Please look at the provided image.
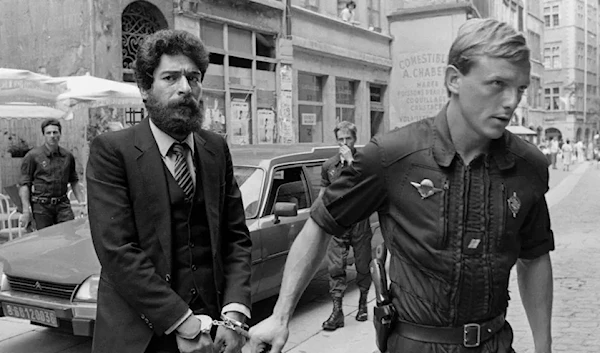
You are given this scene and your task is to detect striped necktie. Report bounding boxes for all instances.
[170,143,194,200]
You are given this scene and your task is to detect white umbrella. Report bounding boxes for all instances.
[44,73,143,109]
[0,68,66,106]
[0,103,67,119]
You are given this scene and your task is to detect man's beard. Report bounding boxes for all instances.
[145,94,204,138]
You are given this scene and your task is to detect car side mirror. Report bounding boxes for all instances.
[273,202,298,224]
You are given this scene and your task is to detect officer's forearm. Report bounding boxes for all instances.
[71,182,86,203]
[272,217,331,325]
[517,253,553,352]
[18,185,31,212]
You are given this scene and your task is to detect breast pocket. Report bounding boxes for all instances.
[394,164,449,250]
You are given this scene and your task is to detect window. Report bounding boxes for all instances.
[303,0,319,11]
[304,164,324,199]
[198,21,278,143]
[335,79,356,124]
[368,0,381,30]
[517,5,523,31]
[201,21,224,50]
[543,5,559,27]
[370,84,385,137]
[544,87,560,110]
[528,31,541,62]
[264,166,310,216]
[298,73,324,143]
[577,42,585,68]
[121,1,168,82]
[544,45,561,69]
[528,77,541,109]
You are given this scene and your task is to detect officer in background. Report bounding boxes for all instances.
[249,18,554,353]
[19,118,85,230]
[320,121,372,331]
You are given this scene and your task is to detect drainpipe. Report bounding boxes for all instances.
[584,0,588,125]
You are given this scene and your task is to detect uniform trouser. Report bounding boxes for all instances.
[32,200,74,230]
[326,219,373,298]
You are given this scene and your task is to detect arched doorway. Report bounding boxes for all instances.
[585,128,590,143]
[122,1,168,82]
[575,127,582,142]
[545,127,562,141]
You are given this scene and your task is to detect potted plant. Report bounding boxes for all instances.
[5,133,31,158]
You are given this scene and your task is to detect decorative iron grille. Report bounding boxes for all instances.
[122,2,167,71]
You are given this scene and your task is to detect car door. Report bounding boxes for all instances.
[254,164,312,300]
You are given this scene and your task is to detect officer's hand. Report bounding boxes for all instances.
[339,145,354,166]
[213,325,244,353]
[20,211,31,229]
[175,332,215,353]
[247,316,289,353]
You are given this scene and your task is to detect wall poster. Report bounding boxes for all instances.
[257,109,275,144]
[230,97,250,145]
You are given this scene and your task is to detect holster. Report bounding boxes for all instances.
[373,301,397,352]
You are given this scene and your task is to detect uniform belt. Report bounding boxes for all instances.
[31,195,69,205]
[395,314,505,348]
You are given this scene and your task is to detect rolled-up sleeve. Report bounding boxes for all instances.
[311,140,387,237]
[519,196,555,259]
[20,152,35,186]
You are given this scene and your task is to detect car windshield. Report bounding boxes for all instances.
[234,166,264,219]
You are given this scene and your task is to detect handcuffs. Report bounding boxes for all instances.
[197,314,250,339]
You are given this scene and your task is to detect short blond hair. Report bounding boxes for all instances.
[448,18,529,75]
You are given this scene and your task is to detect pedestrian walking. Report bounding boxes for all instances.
[575,140,585,163]
[562,139,573,171]
[320,121,372,331]
[549,137,559,169]
[248,18,553,353]
[18,118,86,230]
[87,30,252,353]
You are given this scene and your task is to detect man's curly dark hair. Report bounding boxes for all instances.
[133,29,210,91]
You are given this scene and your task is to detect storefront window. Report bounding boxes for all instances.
[299,73,323,102]
[298,73,324,143]
[203,91,226,137]
[200,21,224,50]
[231,92,252,144]
[299,105,323,143]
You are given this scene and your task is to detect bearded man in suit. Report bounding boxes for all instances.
[87,29,252,353]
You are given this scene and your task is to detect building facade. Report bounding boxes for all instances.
[289,0,392,144]
[542,0,599,144]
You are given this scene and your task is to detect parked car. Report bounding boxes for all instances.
[0,145,381,336]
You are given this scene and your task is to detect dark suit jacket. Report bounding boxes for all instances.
[86,118,252,353]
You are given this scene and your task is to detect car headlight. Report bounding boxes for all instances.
[0,272,9,291]
[74,275,99,302]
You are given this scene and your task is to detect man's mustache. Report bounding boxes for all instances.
[168,96,199,109]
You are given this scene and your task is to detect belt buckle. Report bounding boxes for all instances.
[50,197,58,205]
[463,323,481,348]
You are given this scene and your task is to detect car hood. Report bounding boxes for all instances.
[0,218,99,285]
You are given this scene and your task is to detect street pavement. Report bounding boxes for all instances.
[0,161,597,353]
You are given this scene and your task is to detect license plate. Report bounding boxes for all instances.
[1,303,58,327]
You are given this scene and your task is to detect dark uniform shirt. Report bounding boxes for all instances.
[321,152,370,239]
[311,107,554,351]
[20,144,78,198]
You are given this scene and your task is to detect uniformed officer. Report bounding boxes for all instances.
[320,121,372,330]
[19,118,86,230]
[249,18,554,353]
